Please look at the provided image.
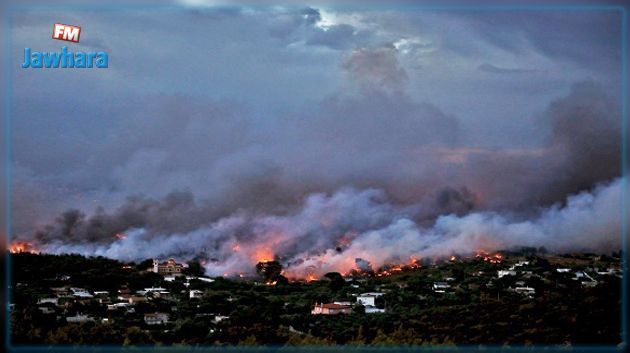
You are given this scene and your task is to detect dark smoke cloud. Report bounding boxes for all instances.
[10,9,622,272]
[24,77,622,267]
[40,177,622,277]
[342,47,408,93]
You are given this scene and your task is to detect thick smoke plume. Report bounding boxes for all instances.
[38,177,622,278]
[12,42,623,277]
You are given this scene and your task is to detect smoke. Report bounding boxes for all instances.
[11,37,623,275]
[342,47,408,93]
[39,177,622,277]
[16,75,624,278]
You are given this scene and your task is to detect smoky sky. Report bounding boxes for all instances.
[8,5,624,269]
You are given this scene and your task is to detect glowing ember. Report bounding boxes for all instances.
[9,241,38,254]
[450,255,457,262]
[475,250,503,264]
[114,233,127,240]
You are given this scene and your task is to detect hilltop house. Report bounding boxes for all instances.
[152,258,187,275]
[311,303,352,315]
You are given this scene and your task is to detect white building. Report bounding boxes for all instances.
[189,289,204,299]
[66,313,94,323]
[144,312,169,325]
[70,288,93,298]
[497,270,517,278]
[144,287,167,292]
[432,282,451,292]
[356,292,384,307]
[213,315,229,323]
[37,298,58,305]
[513,286,535,297]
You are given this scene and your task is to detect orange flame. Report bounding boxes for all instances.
[253,247,274,263]
[9,241,38,254]
[115,233,126,240]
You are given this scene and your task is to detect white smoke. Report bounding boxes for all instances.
[41,177,623,277]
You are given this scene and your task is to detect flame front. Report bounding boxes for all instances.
[9,241,38,254]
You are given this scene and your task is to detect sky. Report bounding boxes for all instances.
[6,2,625,273]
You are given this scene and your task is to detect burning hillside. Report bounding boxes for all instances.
[9,177,622,280]
[9,241,38,254]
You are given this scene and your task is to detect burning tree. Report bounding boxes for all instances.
[256,260,283,283]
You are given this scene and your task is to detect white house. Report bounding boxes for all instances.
[513,286,535,297]
[37,298,58,305]
[497,270,517,278]
[356,292,384,307]
[70,288,93,298]
[144,312,169,325]
[213,315,229,323]
[432,282,450,292]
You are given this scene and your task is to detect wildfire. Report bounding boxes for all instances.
[114,233,127,240]
[9,241,38,254]
[253,248,274,263]
[450,255,457,262]
[475,250,503,264]
[306,274,318,282]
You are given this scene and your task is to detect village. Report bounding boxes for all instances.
[9,249,622,345]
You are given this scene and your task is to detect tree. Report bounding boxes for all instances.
[136,258,154,271]
[184,260,205,277]
[323,272,345,291]
[256,261,282,282]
